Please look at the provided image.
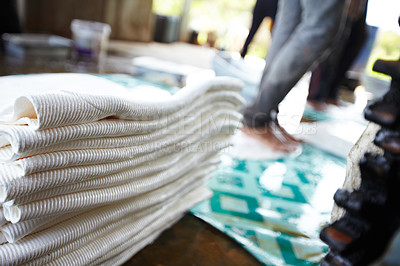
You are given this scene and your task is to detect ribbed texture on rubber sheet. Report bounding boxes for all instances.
[1,75,243,130]
[0,74,243,265]
[0,100,241,161]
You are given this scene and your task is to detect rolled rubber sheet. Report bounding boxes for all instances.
[0,73,244,265]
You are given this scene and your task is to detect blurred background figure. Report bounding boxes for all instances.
[0,0,21,35]
[0,0,21,51]
[240,0,278,58]
[307,0,369,110]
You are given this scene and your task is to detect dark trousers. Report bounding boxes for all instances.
[241,0,278,57]
[308,10,368,102]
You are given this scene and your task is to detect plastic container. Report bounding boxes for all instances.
[153,15,180,43]
[1,33,71,58]
[70,19,111,71]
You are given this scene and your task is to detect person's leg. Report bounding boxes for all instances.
[307,62,331,111]
[260,0,302,83]
[327,17,368,100]
[307,33,349,105]
[243,0,302,129]
[244,0,346,129]
[241,0,269,57]
[241,0,279,57]
[242,0,304,152]
[308,61,331,103]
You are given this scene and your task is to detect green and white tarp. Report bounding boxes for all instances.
[191,144,346,265]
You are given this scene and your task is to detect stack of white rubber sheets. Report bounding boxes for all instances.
[0,74,244,265]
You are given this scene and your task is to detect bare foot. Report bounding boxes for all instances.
[241,125,298,153]
[272,123,304,144]
[307,100,326,111]
[325,98,340,106]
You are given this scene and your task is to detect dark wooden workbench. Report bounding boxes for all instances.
[126,213,262,266]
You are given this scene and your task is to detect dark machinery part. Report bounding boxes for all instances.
[364,59,400,127]
[320,56,400,265]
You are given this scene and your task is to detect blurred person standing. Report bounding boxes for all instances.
[242,0,348,152]
[307,0,369,110]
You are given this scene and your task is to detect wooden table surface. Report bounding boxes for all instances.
[125,213,262,266]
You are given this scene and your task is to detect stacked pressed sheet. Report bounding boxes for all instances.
[0,74,244,265]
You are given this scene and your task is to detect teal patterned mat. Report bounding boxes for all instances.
[94,73,181,94]
[99,74,347,266]
[191,144,346,265]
